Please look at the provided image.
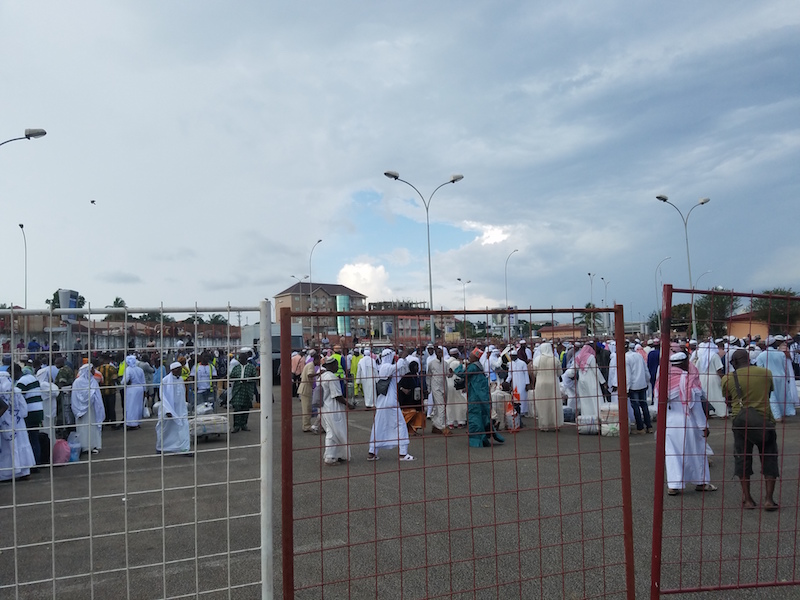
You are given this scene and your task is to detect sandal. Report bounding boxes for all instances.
[668,488,680,496]
[399,454,416,461]
[695,484,718,492]
[367,454,380,461]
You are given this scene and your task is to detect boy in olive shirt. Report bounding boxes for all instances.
[721,349,778,511]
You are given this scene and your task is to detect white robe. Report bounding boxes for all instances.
[320,369,350,463]
[756,347,796,420]
[123,361,146,427]
[39,382,59,457]
[368,361,409,456]
[0,373,36,480]
[445,359,467,426]
[693,351,726,418]
[355,355,378,408]
[426,357,448,431]
[506,358,531,416]
[663,375,710,489]
[565,355,605,419]
[71,368,105,452]
[157,374,191,454]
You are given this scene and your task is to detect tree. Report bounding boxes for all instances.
[577,303,602,336]
[103,296,128,321]
[751,288,800,334]
[208,314,228,325]
[694,290,741,339]
[647,310,660,334]
[184,315,206,324]
[45,291,86,309]
[137,312,175,323]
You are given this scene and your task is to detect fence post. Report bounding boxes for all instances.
[650,284,673,599]
[260,301,273,600]
[280,307,295,600]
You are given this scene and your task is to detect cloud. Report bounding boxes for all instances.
[338,263,391,302]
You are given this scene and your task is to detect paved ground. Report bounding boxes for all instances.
[3,389,800,599]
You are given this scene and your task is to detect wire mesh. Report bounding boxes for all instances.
[0,305,267,599]
[651,286,800,597]
[281,305,635,599]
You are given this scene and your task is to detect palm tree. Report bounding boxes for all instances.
[577,302,602,335]
[208,314,228,325]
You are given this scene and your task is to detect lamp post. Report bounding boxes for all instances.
[600,277,610,332]
[19,224,27,309]
[384,170,464,342]
[0,128,47,148]
[656,195,710,341]
[308,239,322,341]
[587,272,596,335]
[654,256,671,333]
[694,270,712,289]
[504,249,518,342]
[456,278,470,313]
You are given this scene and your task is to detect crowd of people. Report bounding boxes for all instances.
[0,340,262,482]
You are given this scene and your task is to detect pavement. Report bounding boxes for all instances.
[2,389,800,599]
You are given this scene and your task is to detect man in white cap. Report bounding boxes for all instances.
[755,335,795,421]
[658,352,715,496]
[426,346,451,436]
[157,362,191,455]
[356,349,378,410]
[320,356,350,465]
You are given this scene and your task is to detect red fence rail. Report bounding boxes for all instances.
[281,305,635,599]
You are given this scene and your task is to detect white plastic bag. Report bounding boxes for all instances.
[505,402,520,432]
[142,404,151,419]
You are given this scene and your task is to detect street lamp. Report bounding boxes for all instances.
[0,128,47,148]
[694,270,712,289]
[504,249,519,342]
[587,272,596,335]
[456,278,471,312]
[654,256,671,333]
[19,224,27,309]
[656,195,710,341]
[384,170,464,342]
[600,277,611,332]
[308,239,322,341]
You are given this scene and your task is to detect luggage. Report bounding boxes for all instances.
[190,414,228,441]
[576,415,600,435]
[601,423,620,437]
[563,406,576,423]
[196,402,214,416]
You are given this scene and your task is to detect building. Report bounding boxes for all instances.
[537,323,587,341]
[275,283,367,343]
[367,300,456,345]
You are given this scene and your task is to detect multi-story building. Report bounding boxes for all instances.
[367,300,455,345]
[274,283,367,342]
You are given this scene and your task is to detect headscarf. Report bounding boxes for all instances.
[125,355,138,368]
[71,363,105,421]
[658,353,701,413]
[695,342,716,373]
[575,344,596,371]
[533,342,554,368]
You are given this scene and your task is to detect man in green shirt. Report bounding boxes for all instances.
[721,349,778,511]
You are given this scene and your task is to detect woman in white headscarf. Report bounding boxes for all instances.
[533,343,564,431]
[71,363,105,454]
[691,342,726,417]
[367,349,414,461]
[123,355,145,429]
[0,369,36,480]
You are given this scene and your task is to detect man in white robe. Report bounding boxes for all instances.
[505,350,531,418]
[71,364,105,454]
[445,352,467,428]
[157,362,192,455]
[658,353,715,495]
[426,346,451,436]
[756,336,795,420]
[0,369,36,480]
[355,349,378,409]
[122,355,145,429]
[691,341,726,418]
[320,357,350,465]
[368,349,414,461]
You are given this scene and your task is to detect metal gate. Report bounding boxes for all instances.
[0,302,273,599]
[281,305,636,599]
[651,286,800,597]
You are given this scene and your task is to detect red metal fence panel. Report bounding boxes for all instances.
[651,286,800,597]
[282,305,635,599]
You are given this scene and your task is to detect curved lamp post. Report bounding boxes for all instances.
[587,272,596,335]
[601,276,611,332]
[504,249,519,342]
[654,256,671,333]
[657,195,710,341]
[19,224,27,309]
[694,270,712,289]
[384,170,464,342]
[457,278,471,312]
[307,239,322,340]
[0,128,47,148]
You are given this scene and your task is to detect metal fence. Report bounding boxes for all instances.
[0,303,272,600]
[651,286,800,597]
[280,305,636,599]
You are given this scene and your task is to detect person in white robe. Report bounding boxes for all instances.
[0,370,36,480]
[658,352,715,495]
[426,347,451,435]
[756,337,795,420]
[561,349,578,413]
[320,357,350,465]
[505,351,531,417]
[368,349,414,461]
[691,341,727,418]
[71,364,105,454]
[532,343,564,431]
[356,349,378,409]
[39,381,59,460]
[157,362,191,455]
[564,345,606,421]
[445,353,467,428]
[122,355,145,429]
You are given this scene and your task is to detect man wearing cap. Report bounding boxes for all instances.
[625,342,652,434]
[755,336,795,421]
[505,349,530,423]
[157,362,191,455]
[722,349,779,510]
[426,346,451,436]
[229,352,258,433]
[658,352,715,495]
[356,349,378,410]
[320,356,350,465]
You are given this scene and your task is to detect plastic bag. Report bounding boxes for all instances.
[505,402,520,432]
[142,404,151,419]
[53,439,70,464]
[67,432,81,462]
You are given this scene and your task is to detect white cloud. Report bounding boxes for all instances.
[338,263,391,302]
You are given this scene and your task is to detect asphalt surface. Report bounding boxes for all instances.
[3,388,800,599]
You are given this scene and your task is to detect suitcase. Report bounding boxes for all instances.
[190,414,228,441]
[563,406,576,423]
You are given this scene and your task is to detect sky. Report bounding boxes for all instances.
[2,1,799,324]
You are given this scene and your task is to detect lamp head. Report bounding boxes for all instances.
[384,171,399,180]
[450,174,464,183]
[698,197,710,205]
[18,224,24,230]
[656,195,668,202]
[24,128,46,139]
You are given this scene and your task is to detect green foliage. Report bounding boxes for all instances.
[45,291,85,309]
[208,314,228,325]
[751,288,799,334]
[137,312,176,323]
[577,303,602,335]
[695,290,741,339]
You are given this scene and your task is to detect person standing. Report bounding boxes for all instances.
[189,353,217,412]
[98,355,119,428]
[0,367,36,481]
[532,343,564,431]
[71,363,105,455]
[290,351,304,398]
[356,349,378,410]
[349,348,362,397]
[658,352,715,496]
[426,346,451,436]
[15,365,45,465]
[626,341,652,434]
[157,362,191,455]
[756,336,795,421]
[691,341,727,418]
[506,349,531,421]
[566,343,606,423]
[399,360,425,436]
[722,349,779,510]
[122,355,145,429]
[466,348,504,448]
[298,353,321,432]
[320,356,350,465]
[368,349,415,461]
[445,351,467,429]
[229,351,258,433]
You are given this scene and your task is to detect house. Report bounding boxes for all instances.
[275,283,367,342]
[537,324,586,341]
